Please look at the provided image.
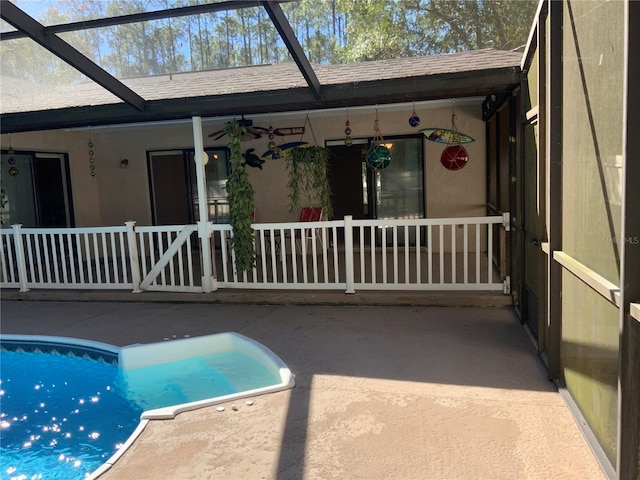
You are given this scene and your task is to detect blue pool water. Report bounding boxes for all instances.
[0,349,142,480]
[0,340,285,480]
[122,350,278,411]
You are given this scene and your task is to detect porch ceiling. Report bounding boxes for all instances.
[0,0,522,134]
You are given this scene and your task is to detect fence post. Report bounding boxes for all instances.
[198,221,215,293]
[125,221,142,293]
[11,224,29,292]
[208,222,219,291]
[500,212,511,285]
[344,215,355,294]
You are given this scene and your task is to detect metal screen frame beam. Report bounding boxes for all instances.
[0,0,146,112]
[261,1,322,99]
[616,1,640,478]
[0,0,268,41]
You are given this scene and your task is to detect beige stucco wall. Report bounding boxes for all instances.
[0,101,486,228]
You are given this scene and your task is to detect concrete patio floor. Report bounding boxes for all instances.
[0,299,606,480]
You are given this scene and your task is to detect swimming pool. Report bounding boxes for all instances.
[0,333,295,480]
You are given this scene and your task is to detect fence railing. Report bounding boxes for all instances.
[0,224,133,291]
[210,215,510,292]
[1,214,510,294]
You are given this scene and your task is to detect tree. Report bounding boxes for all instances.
[336,0,538,62]
[3,0,537,83]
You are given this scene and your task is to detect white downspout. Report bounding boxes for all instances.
[192,116,215,292]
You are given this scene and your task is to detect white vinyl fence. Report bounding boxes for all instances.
[1,214,510,294]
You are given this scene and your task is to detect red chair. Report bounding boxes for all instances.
[285,207,323,253]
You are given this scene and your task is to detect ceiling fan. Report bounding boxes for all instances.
[208,115,270,140]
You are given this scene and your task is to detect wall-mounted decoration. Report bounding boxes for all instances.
[262,141,307,160]
[7,142,17,176]
[88,136,96,176]
[365,109,392,170]
[120,159,129,169]
[272,126,305,137]
[242,148,265,169]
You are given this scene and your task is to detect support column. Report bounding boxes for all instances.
[192,116,215,293]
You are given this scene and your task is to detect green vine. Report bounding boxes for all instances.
[286,146,333,219]
[225,120,255,273]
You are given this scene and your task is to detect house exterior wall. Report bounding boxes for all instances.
[0,103,487,228]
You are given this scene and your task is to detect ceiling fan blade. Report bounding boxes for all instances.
[247,126,269,139]
[208,129,224,138]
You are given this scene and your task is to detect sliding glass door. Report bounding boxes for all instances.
[327,135,424,221]
[148,148,230,226]
[370,136,424,220]
[0,151,73,227]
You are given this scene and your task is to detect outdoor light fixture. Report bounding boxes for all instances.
[120,158,129,168]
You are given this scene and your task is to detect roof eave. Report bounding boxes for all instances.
[0,66,520,134]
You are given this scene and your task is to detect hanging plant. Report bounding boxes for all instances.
[285,115,333,219]
[225,120,255,273]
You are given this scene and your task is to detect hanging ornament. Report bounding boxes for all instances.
[88,135,96,176]
[440,101,469,171]
[7,142,16,165]
[408,102,420,127]
[366,108,392,170]
[268,125,274,140]
[344,108,353,146]
[6,137,17,175]
[440,144,469,170]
